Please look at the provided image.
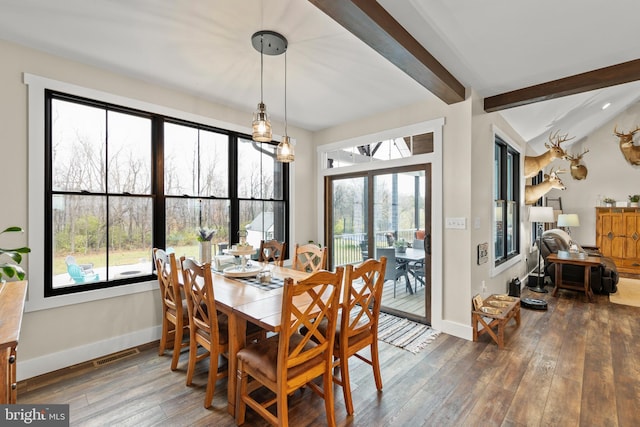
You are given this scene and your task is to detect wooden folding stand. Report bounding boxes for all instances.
[472,294,521,349]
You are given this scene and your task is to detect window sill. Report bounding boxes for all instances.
[491,254,522,278]
[25,280,157,313]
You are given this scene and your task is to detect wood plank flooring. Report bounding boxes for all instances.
[17,286,640,426]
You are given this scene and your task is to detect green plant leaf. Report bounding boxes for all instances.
[1,226,23,234]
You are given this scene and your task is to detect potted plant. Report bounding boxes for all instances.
[629,195,640,207]
[197,228,216,263]
[0,226,31,282]
[603,197,616,207]
[395,238,408,253]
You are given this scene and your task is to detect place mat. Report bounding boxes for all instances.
[213,269,284,291]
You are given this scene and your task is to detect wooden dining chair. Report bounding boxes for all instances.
[153,248,189,371]
[235,268,344,427]
[181,257,229,409]
[291,243,327,273]
[334,257,387,415]
[258,239,286,267]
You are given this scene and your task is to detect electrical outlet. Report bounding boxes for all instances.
[481,280,487,293]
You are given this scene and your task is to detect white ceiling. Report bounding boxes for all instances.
[1,0,639,153]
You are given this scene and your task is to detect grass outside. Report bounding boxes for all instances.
[54,244,202,275]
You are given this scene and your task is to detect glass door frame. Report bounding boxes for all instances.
[325,163,432,324]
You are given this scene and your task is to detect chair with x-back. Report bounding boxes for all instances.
[153,248,189,371]
[302,258,387,415]
[291,243,327,273]
[181,257,229,409]
[235,268,344,427]
[336,257,387,415]
[258,239,286,267]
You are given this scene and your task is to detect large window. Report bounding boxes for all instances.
[494,134,520,265]
[46,91,289,296]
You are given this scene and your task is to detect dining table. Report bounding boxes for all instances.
[181,262,311,416]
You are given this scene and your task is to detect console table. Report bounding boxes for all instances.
[0,280,28,404]
[547,252,601,301]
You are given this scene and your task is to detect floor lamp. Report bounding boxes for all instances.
[529,206,555,293]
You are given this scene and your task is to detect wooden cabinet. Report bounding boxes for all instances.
[0,280,27,404]
[596,208,640,274]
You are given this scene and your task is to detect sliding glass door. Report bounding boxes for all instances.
[326,164,431,324]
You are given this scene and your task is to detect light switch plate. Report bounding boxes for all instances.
[445,217,466,229]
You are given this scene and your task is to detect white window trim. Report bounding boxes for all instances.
[491,124,524,277]
[23,73,261,312]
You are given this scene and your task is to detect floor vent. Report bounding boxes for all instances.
[93,348,140,367]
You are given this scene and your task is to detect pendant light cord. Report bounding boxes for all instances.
[284,51,288,136]
[260,35,264,103]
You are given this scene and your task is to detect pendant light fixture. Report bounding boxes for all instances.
[277,50,294,163]
[251,30,287,143]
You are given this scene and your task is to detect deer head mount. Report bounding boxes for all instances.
[524,130,573,178]
[525,168,567,205]
[613,126,640,165]
[565,148,589,180]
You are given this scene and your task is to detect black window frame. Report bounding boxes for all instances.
[44,90,289,297]
[494,134,520,266]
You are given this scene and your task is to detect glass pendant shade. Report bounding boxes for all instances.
[277,135,294,163]
[252,102,272,142]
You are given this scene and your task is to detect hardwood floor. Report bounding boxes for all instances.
[17,286,640,426]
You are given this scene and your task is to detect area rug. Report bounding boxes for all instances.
[610,277,640,307]
[377,312,441,354]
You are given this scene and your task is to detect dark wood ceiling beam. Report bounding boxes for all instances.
[309,0,466,105]
[484,59,640,112]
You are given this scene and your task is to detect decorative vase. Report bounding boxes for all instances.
[199,241,212,263]
[630,202,639,207]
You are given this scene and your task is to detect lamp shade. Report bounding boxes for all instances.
[557,213,580,227]
[529,206,554,223]
[277,136,294,162]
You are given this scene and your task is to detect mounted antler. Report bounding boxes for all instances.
[524,168,566,205]
[545,130,575,149]
[565,148,589,180]
[613,125,640,165]
[524,130,574,178]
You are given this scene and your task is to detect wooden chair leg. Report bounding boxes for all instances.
[159,318,169,356]
[185,339,197,386]
[324,365,337,427]
[204,350,218,408]
[277,386,289,427]
[235,364,248,425]
[339,355,354,415]
[371,341,383,391]
[170,324,183,371]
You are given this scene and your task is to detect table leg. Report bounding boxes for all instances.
[583,265,592,302]
[553,263,562,297]
[227,314,247,416]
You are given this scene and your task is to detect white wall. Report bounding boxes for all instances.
[313,92,480,338]
[472,92,531,297]
[0,39,313,380]
[554,101,640,246]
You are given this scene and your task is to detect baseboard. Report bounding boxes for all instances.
[441,319,473,341]
[17,325,162,381]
